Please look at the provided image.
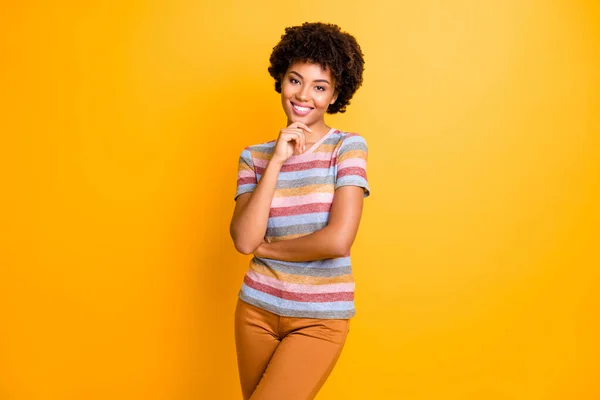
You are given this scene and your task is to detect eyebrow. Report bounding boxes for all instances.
[289,70,331,85]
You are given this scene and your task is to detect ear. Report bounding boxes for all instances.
[330,92,338,105]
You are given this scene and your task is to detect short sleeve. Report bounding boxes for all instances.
[235,148,257,200]
[335,134,371,197]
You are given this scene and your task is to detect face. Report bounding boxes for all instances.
[280,61,338,127]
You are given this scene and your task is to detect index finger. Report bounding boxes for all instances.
[289,122,312,133]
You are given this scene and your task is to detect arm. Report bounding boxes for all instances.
[230,122,311,255]
[229,159,283,254]
[254,186,365,262]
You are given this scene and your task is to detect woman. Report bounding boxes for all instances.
[230,22,370,400]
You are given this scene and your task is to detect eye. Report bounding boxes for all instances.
[315,86,325,91]
[290,78,300,84]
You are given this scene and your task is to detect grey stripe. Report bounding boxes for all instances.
[252,145,274,154]
[322,136,343,146]
[239,155,254,165]
[340,141,367,153]
[276,175,335,189]
[239,293,356,319]
[266,222,327,237]
[254,258,351,277]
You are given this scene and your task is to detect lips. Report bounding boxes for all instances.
[291,102,313,116]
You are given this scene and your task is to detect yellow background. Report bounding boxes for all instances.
[1,1,599,399]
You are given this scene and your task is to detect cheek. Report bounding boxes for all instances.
[281,87,293,99]
[280,81,294,97]
[315,93,334,108]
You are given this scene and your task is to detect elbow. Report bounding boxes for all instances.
[324,225,354,258]
[231,233,259,255]
[234,243,256,256]
[230,224,256,255]
[230,229,266,256]
[234,241,256,255]
[330,238,352,258]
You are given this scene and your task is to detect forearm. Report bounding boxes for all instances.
[255,225,349,262]
[230,159,283,254]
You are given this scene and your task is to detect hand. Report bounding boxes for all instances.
[253,239,269,258]
[271,122,312,164]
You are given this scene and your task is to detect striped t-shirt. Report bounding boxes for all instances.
[234,128,370,319]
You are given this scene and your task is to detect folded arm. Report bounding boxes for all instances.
[254,186,365,262]
[230,159,283,255]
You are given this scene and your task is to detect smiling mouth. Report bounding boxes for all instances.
[291,102,314,114]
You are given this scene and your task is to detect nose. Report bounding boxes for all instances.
[295,86,310,102]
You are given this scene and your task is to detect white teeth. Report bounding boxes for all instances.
[293,104,311,112]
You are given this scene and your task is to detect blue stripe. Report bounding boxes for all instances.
[236,184,256,194]
[253,256,351,269]
[240,284,354,311]
[240,149,254,159]
[336,177,369,188]
[340,135,366,146]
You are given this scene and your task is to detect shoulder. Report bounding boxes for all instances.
[239,140,276,158]
[327,130,367,146]
[330,131,368,153]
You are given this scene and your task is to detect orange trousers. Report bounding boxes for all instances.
[234,298,350,400]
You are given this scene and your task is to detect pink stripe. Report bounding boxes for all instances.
[338,158,366,169]
[256,160,330,175]
[252,159,270,168]
[252,152,333,168]
[244,275,354,302]
[247,270,355,293]
[238,170,255,178]
[271,192,333,207]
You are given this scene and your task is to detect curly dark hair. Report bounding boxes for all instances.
[268,22,365,114]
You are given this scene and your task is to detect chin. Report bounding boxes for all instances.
[292,116,314,126]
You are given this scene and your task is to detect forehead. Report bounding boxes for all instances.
[286,61,333,82]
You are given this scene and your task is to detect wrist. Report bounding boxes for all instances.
[268,156,286,168]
